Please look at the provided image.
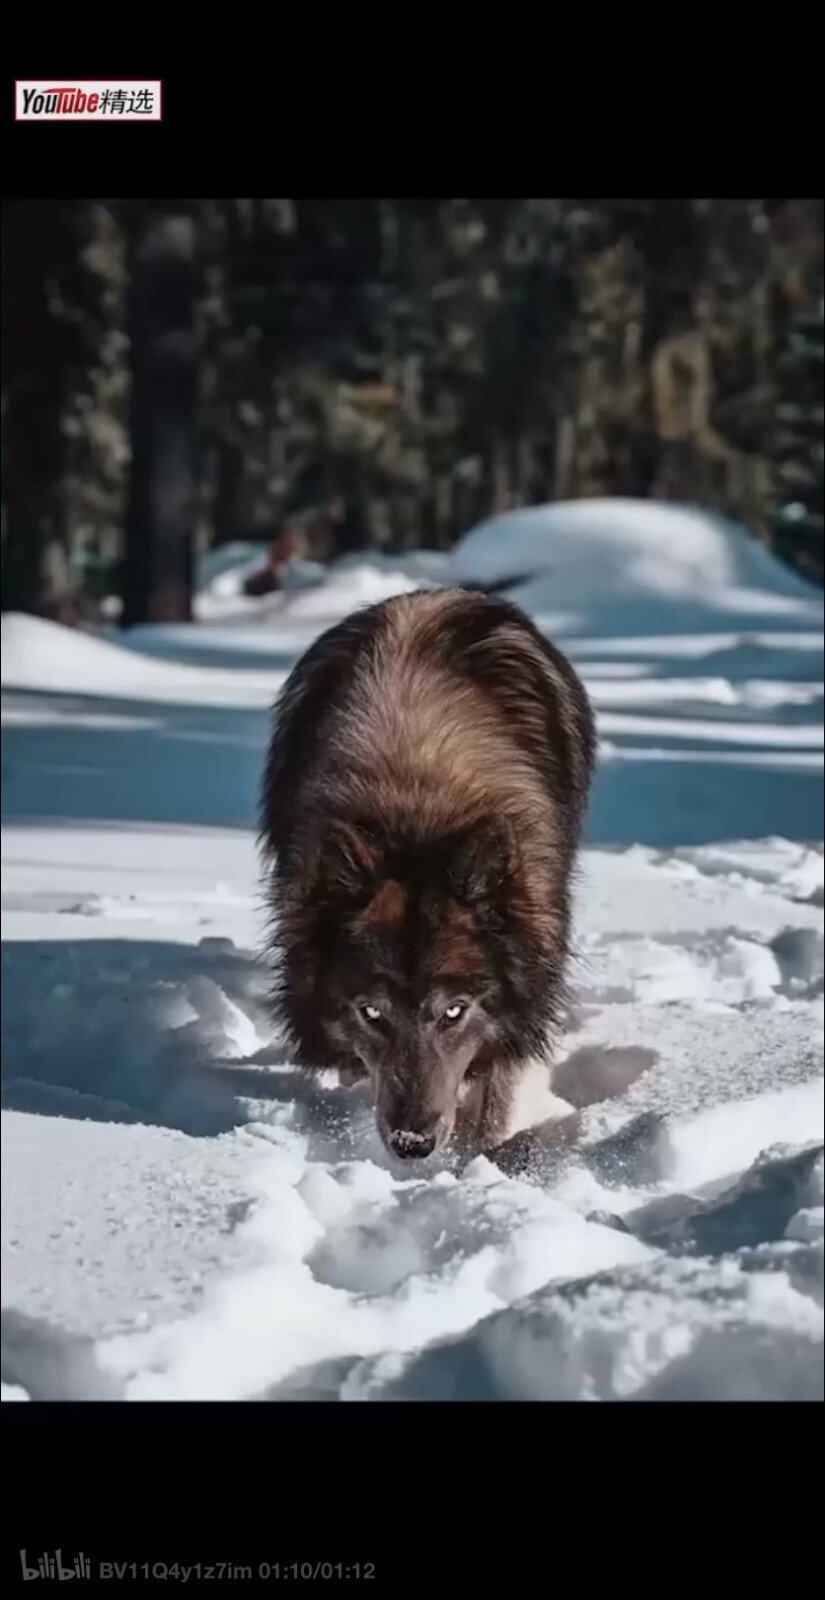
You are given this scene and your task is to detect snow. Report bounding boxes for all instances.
[450,497,821,616]
[1,498,823,1400]
[194,547,447,625]
[1,612,288,709]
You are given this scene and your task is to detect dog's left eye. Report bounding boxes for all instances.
[440,1002,467,1027]
[360,1003,383,1025]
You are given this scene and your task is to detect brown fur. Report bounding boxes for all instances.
[259,588,596,1160]
[355,878,408,932]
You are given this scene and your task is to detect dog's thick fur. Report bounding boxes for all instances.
[259,588,596,1159]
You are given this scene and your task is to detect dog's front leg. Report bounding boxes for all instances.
[481,1111,582,1178]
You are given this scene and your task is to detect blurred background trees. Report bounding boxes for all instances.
[1,197,822,624]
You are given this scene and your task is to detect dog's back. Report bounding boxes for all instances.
[261,588,595,863]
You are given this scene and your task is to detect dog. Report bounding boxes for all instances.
[259,587,596,1161]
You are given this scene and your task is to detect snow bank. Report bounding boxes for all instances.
[194,546,448,624]
[449,497,821,616]
[0,612,287,709]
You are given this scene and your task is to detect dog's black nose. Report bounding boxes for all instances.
[388,1129,437,1160]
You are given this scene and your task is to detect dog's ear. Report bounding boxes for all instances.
[317,819,382,900]
[450,818,516,906]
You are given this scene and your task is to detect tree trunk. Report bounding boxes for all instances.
[213,436,244,543]
[121,204,201,626]
[1,201,71,617]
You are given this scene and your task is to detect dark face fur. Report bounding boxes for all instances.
[304,818,546,1160]
[329,950,498,1159]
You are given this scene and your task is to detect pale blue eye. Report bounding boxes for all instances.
[361,1003,382,1024]
[443,1003,466,1024]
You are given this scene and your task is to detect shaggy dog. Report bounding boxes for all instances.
[259,588,596,1161]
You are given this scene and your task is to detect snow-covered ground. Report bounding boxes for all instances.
[2,499,823,1400]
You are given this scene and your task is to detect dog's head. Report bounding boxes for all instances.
[305,816,540,1159]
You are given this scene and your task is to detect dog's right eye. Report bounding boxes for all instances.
[360,1003,383,1025]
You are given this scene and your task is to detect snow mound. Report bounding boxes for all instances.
[450,498,822,626]
[0,612,286,709]
[340,1251,822,1401]
[275,559,425,621]
[194,546,448,624]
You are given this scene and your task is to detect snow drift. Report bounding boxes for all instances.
[449,497,822,622]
